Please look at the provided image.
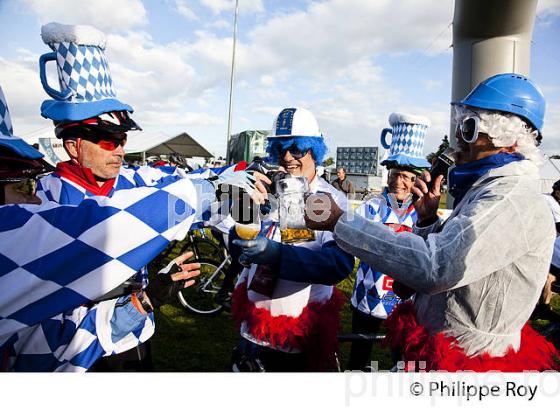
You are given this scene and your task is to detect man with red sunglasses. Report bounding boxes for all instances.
[0,84,216,372]
[41,111,137,197]
[31,22,264,372]
[37,110,265,372]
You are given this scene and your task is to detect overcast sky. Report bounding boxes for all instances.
[1,0,559,171]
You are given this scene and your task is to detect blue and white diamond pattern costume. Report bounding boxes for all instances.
[0,176,205,371]
[350,189,417,319]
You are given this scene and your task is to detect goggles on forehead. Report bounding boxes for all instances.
[456,116,481,144]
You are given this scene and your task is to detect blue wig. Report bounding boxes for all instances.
[266,136,328,165]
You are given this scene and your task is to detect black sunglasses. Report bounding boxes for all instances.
[278,144,309,160]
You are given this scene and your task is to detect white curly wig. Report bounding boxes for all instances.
[453,105,543,166]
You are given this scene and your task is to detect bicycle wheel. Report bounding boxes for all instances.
[177,257,229,315]
[181,236,225,263]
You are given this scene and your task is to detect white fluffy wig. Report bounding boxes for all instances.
[453,105,543,165]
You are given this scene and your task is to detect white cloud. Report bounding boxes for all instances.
[423,79,443,92]
[105,32,196,109]
[251,106,281,116]
[200,0,264,15]
[141,110,222,128]
[207,19,232,30]
[541,102,560,153]
[241,0,452,76]
[259,75,275,86]
[541,84,560,95]
[0,57,52,136]
[537,0,560,16]
[22,0,147,32]
[175,0,199,20]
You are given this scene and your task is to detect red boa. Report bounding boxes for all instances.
[385,302,560,372]
[232,281,345,371]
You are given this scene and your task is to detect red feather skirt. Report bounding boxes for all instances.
[385,302,560,372]
[232,280,345,371]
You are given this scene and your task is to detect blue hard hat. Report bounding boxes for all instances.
[452,73,545,135]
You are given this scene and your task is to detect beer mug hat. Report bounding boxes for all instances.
[39,22,133,122]
[0,85,43,160]
[380,112,431,169]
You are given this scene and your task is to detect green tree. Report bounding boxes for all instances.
[426,135,449,165]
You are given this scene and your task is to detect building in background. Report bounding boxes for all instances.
[227,129,268,164]
[334,146,382,195]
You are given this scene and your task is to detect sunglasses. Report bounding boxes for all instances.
[90,138,127,151]
[279,145,309,160]
[456,116,480,144]
[388,170,416,183]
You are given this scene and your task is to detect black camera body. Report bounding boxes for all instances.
[411,148,455,203]
[227,158,287,222]
[245,157,287,196]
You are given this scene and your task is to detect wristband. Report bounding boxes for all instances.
[132,292,153,314]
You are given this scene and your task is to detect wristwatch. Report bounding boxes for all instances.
[134,291,154,314]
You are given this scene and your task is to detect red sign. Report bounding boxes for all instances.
[382,276,394,291]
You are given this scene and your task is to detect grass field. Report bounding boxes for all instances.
[148,234,560,372]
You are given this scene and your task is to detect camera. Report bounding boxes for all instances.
[246,157,287,195]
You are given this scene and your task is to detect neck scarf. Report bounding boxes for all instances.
[56,161,116,196]
[448,152,524,208]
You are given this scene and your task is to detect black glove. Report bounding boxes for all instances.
[392,280,415,300]
[144,261,183,309]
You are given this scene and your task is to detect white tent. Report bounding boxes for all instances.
[125,131,213,158]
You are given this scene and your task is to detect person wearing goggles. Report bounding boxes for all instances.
[304,74,559,371]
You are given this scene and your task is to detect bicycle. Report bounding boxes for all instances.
[334,332,387,372]
[175,223,233,315]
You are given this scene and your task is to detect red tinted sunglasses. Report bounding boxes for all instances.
[94,138,127,151]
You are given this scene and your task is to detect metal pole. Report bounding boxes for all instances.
[548,157,560,176]
[449,0,538,207]
[226,0,239,164]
